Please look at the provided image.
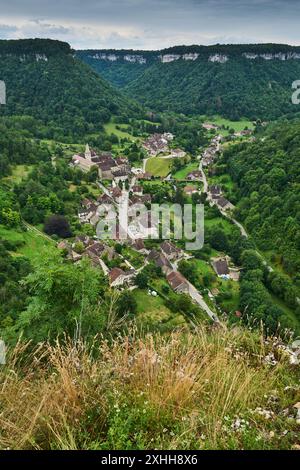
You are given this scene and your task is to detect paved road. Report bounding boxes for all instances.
[97,181,113,198]
[188,282,219,322]
[143,157,150,172]
[199,161,208,193]
[170,255,219,323]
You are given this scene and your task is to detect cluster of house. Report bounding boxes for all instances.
[211,256,240,281]
[186,170,203,181]
[58,235,115,267]
[77,182,154,234]
[57,229,196,295]
[207,185,234,212]
[202,122,219,131]
[202,136,221,167]
[58,234,138,288]
[233,129,253,138]
[142,133,174,156]
[182,170,203,196]
[72,145,130,181]
[147,242,196,295]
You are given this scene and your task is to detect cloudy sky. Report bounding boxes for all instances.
[0,0,299,50]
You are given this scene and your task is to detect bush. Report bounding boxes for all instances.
[44,215,72,238]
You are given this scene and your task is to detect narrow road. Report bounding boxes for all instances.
[97,181,113,198]
[23,221,56,243]
[143,157,150,172]
[170,256,220,323]
[188,282,219,322]
[199,161,208,193]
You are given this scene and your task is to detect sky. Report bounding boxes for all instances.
[0,0,299,50]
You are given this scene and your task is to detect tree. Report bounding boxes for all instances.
[44,215,72,238]
[135,271,148,289]
[178,260,198,285]
[210,229,229,252]
[116,290,137,317]
[15,252,107,343]
[241,250,264,272]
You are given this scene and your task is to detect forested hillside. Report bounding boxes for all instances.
[224,120,300,276]
[78,44,300,120]
[0,39,141,140]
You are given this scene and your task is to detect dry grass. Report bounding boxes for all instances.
[0,326,298,450]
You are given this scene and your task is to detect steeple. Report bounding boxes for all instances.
[85,144,92,161]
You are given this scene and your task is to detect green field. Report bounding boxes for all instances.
[201,115,255,136]
[145,157,172,177]
[133,288,186,330]
[2,165,34,185]
[104,122,139,141]
[41,140,84,158]
[172,162,198,179]
[204,216,235,236]
[0,225,54,263]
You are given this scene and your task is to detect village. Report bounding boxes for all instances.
[57,126,248,323]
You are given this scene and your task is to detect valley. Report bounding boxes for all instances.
[0,38,300,451]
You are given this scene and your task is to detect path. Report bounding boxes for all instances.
[23,221,56,243]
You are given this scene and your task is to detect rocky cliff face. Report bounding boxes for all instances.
[83,45,300,64]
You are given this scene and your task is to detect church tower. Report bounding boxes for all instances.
[85,144,92,161]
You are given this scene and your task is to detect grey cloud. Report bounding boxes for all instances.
[0,0,299,48]
[0,24,18,38]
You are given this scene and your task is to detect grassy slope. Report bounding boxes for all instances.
[104,121,140,141]
[173,162,198,179]
[2,165,34,185]
[145,157,172,177]
[0,225,53,263]
[133,288,186,331]
[1,325,299,450]
[203,116,255,135]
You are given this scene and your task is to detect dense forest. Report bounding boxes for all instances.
[0,39,141,141]
[224,120,300,275]
[215,120,300,330]
[78,44,300,120]
[0,117,50,177]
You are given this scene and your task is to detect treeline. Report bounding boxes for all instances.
[0,38,71,56]
[79,43,300,61]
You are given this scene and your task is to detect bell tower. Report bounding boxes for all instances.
[85,144,92,161]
